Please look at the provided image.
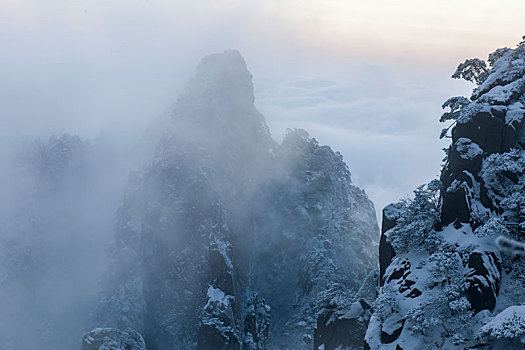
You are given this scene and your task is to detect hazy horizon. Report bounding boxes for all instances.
[2,0,525,218]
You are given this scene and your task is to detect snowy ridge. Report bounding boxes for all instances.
[366,37,525,350]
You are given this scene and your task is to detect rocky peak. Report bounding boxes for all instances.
[178,49,255,110]
[440,43,525,228]
[95,50,379,350]
[167,50,274,177]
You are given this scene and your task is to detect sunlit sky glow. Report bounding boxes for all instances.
[2,0,525,219]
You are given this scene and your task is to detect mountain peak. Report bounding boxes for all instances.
[168,50,274,159]
[178,49,255,109]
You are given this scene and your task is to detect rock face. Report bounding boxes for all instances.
[197,232,241,350]
[314,300,372,350]
[366,40,525,349]
[378,204,402,287]
[243,294,271,350]
[313,271,377,350]
[95,50,379,349]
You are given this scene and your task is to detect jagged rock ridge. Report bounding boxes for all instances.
[95,50,379,349]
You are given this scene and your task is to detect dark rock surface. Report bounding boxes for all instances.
[197,233,241,350]
[313,271,378,350]
[441,91,525,227]
[379,203,402,286]
[313,299,372,350]
[243,294,271,350]
[465,251,502,314]
[380,318,404,344]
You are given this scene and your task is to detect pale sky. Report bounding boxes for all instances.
[2,0,525,220]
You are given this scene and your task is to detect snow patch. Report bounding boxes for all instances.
[505,101,525,125]
[455,138,482,160]
[340,301,364,320]
[479,305,525,344]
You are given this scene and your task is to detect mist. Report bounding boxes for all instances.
[4,0,524,213]
[1,1,524,349]
[0,132,152,348]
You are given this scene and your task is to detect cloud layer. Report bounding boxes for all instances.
[256,65,471,218]
[1,0,522,218]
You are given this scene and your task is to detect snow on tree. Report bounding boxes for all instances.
[478,305,525,348]
[386,180,441,254]
[452,58,489,86]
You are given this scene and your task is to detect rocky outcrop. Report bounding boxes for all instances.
[379,204,402,287]
[197,232,241,350]
[367,39,525,350]
[243,294,271,350]
[313,271,378,350]
[314,299,373,350]
[465,251,501,314]
[441,105,525,226]
[440,48,525,228]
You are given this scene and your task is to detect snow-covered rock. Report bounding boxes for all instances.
[366,37,525,350]
[479,305,525,347]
